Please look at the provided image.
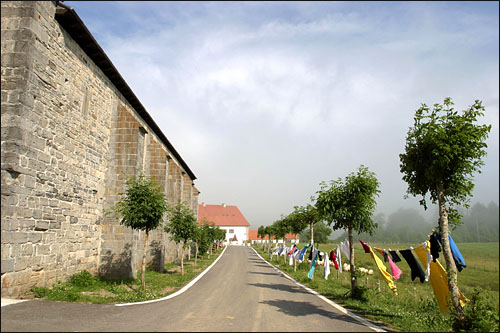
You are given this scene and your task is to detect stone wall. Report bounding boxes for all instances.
[1,1,199,297]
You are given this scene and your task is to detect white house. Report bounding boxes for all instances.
[198,203,250,246]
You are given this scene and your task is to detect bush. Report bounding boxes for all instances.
[31,286,49,298]
[69,270,97,288]
[345,285,369,301]
[453,287,500,332]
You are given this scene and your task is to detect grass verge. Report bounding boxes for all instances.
[27,247,224,304]
[253,243,499,332]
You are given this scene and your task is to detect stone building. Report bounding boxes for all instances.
[1,1,200,297]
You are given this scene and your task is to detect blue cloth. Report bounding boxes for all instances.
[436,232,466,272]
[308,248,319,279]
[448,234,466,272]
[297,243,310,261]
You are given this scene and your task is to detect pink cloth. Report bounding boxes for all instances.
[388,256,402,280]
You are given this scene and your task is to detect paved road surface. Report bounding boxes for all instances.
[1,246,383,332]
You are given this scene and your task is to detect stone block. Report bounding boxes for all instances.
[1,260,15,274]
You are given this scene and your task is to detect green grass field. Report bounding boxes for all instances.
[255,242,499,332]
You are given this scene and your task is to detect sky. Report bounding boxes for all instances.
[67,1,499,229]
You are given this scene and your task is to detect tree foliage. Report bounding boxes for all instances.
[299,221,332,244]
[399,98,491,223]
[110,175,167,289]
[315,165,380,235]
[113,175,167,233]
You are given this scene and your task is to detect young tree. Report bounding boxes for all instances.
[191,225,202,266]
[293,204,319,247]
[164,202,197,275]
[285,210,308,271]
[399,98,491,326]
[110,175,167,289]
[273,217,290,264]
[315,165,380,294]
[257,225,266,248]
[299,221,332,244]
[264,225,274,253]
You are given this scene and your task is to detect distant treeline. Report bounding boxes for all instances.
[332,201,499,244]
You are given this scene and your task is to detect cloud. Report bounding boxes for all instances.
[69,1,499,226]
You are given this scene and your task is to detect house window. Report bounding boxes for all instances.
[228,229,234,234]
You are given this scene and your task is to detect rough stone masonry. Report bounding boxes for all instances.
[1,1,200,297]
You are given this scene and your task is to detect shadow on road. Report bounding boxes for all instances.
[248,283,309,294]
[248,271,280,276]
[260,299,361,324]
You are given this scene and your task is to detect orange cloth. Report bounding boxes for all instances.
[413,241,468,313]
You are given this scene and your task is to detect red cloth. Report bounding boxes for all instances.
[288,245,296,255]
[329,249,339,270]
[359,239,371,253]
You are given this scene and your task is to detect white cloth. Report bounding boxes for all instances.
[340,239,350,261]
[270,245,282,259]
[324,252,331,280]
[289,254,294,266]
[423,242,431,282]
[336,246,343,273]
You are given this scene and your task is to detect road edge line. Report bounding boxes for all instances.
[250,247,386,332]
[115,245,228,307]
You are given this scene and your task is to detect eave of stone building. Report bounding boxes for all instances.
[54,1,197,181]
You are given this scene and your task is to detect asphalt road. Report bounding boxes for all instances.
[1,246,383,332]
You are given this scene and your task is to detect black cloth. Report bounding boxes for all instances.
[317,251,323,262]
[399,249,426,283]
[389,250,401,263]
[429,233,441,262]
[308,246,314,261]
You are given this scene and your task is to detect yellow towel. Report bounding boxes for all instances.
[413,242,468,313]
[368,245,398,295]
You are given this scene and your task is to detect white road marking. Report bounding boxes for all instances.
[1,298,28,307]
[115,245,228,307]
[250,247,386,332]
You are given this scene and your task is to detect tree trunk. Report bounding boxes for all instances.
[310,222,314,246]
[188,244,191,261]
[181,245,185,276]
[141,231,149,290]
[195,242,198,266]
[437,186,465,327]
[294,236,298,272]
[348,226,357,293]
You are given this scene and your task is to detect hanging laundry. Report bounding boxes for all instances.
[317,251,323,263]
[413,241,468,313]
[429,233,441,262]
[388,250,402,263]
[324,252,331,280]
[297,244,310,262]
[388,255,402,280]
[399,249,426,283]
[358,240,398,295]
[359,239,371,253]
[287,244,297,255]
[336,246,343,273]
[329,249,339,270]
[288,253,294,266]
[308,246,314,261]
[340,239,351,261]
[270,245,282,260]
[436,232,466,271]
[374,248,389,262]
[308,248,319,279]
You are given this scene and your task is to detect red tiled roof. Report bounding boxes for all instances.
[247,230,299,240]
[198,204,250,227]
